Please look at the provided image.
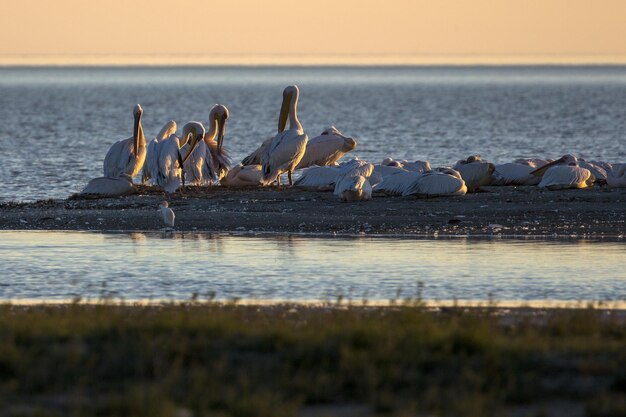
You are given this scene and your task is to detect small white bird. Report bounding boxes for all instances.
[261,85,308,185]
[296,126,357,169]
[158,201,175,228]
[103,104,146,179]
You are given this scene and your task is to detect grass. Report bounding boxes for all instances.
[0,303,624,417]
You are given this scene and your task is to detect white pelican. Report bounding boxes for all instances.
[80,173,136,197]
[369,164,407,187]
[381,158,431,172]
[333,162,374,202]
[607,163,626,188]
[294,159,369,191]
[296,126,357,169]
[453,155,495,192]
[221,164,264,187]
[158,201,175,228]
[183,104,231,185]
[373,170,466,197]
[491,158,553,186]
[261,85,308,185]
[103,104,146,179]
[143,121,204,193]
[531,154,595,190]
[335,176,372,202]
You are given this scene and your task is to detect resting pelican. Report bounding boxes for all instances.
[333,162,374,202]
[103,104,146,179]
[158,201,175,228]
[531,154,594,190]
[369,164,407,187]
[143,121,204,193]
[491,158,553,186]
[453,155,495,192]
[261,85,308,185]
[183,104,231,185]
[607,163,626,188]
[381,158,431,172]
[295,159,369,191]
[221,164,264,187]
[80,173,136,197]
[296,126,357,169]
[373,170,466,197]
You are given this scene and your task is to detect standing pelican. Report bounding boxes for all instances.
[296,126,357,169]
[143,121,204,193]
[261,85,308,185]
[103,104,146,179]
[183,104,231,185]
[531,154,594,190]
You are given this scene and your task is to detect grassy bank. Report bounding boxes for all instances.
[0,304,625,417]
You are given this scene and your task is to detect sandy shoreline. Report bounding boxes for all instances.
[1,185,625,236]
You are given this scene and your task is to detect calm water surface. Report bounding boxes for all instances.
[1,231,624,302]
[1,66,626,202]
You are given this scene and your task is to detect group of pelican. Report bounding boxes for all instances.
[83,84,626,203]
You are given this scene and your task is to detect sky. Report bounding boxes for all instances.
[1,0,625,65]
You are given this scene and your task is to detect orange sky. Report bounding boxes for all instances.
[1,0,625,64]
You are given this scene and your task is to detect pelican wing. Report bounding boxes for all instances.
[372,171,421,195]
[142,138,159,184]
[261,130,308,183]
[156,135,183,191]
[607,163,626,188]
[369,165,406,186]
[242,137,273,166]
[205,138,232,180]
[103,137,133,178]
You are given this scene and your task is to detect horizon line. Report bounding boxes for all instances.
[2,53,626,67]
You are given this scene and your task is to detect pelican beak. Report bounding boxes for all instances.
[133,112,141,156]
[180,132,199,164]
[278,91,292,132]
[217,114,227,149]
[530,157,565,177]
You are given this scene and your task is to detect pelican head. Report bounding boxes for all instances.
[278,85,300,133]
[132,104,144,155]
[321,126,357,151]
[209,104,230,149]
[159,201,169,208]
[180,121,206,164]
[531,154,578,177]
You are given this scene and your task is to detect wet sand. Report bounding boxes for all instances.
[1,185,625,236]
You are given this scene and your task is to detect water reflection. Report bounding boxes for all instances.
[0,231,624,302]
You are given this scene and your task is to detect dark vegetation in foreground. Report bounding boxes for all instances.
[0,304,625,417]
